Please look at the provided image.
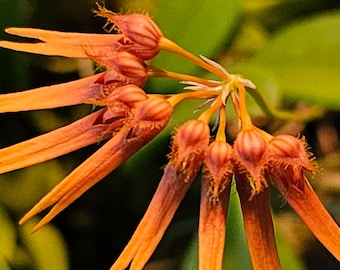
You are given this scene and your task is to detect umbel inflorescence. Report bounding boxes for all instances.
[0,6,339,270]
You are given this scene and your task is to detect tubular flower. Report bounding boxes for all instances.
[111,120,210,269]
[199,141,233,270]
[0,5,339,270]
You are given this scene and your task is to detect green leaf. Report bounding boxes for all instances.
[0,161,66,212]
[276,226,306,270]
[250,12,340,67]
[0,205,16,261]
[0,254,11,270]
[254,65,340,109]
[248,11,340,109]
[20,219,69,270]
[148,0,243,92]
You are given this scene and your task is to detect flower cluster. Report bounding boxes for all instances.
[0,6,339,270]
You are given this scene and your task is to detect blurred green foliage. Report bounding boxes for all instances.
[0,0,340,269]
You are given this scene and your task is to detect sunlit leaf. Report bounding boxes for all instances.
[248,11,340,108]
[276,226,306,270]
[0,161,66,212]
[20,219,69,270]
[0,205,16,261]
[0,254,11,270]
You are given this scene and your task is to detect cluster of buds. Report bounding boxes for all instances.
[0,5,339,270]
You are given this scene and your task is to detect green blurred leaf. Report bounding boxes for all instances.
[251,12,340,66]
[0,205,16,261]
[0,161,66,213]
[148,0,243,92]
[276,226,306,270]
[255,65,340,109]
[20,219,69,270]
[248,11,340,109]
[155,0,242,55]
[0,254,11,270]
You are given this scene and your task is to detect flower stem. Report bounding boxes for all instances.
[166,90,217,107]
[159,37,229,81]
[236,82,253,130]
[147,65,218,87]
[198,97,223,124]
[216,106,227,142]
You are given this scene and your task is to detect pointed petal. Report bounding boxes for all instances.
[20,128,127,232]
[271,168,340,260]
[0,109,119,174]
[236,174,281,270]
[199,174,230,270]
[20,97,173,232]
[0,73,104,112]
[110,165,195,270]
[111,119,209,269]
[0,40,89,58]
[199,141,233,270]
[5,28,122,45]
[1,28,123,58]
[20,124,159,232]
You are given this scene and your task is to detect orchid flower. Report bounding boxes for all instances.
[0,5,339,270]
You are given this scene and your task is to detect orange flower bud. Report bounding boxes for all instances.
[122,97,172,141]
[96,51,147,86]
[175,120,210,161]
[96,6,162,59]
[134,97,173,122]
[93,84,148,108]
[234,129,267,168]
[233,129,269,193]
[112,14,162,49]
[203,141,233,203]
[112,85,148,107]
[199,141,233,270]
[267,135,314,172]
[170,120,210,182]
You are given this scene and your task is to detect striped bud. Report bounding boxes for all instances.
[96,6,162,59]
[204,141,233,202]
[267,135,314,172]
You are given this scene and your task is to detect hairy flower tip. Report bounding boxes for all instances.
[126,97,172,141]
[92,84,148,108]
[267,135,315,172]
[95,6,162,59]
[93,51,147,86]
[203,141,233,205]
[170,120,210,181]
[233,129,269,193]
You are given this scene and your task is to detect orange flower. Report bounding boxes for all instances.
[111,120,210,269]
[0,5,339,270]
[266,135,340,258]
[199,141,233,269]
